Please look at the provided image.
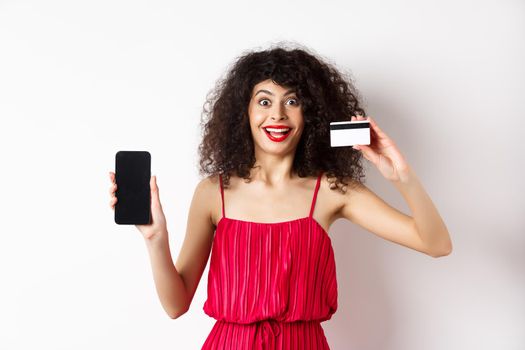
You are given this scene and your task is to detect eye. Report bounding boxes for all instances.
[258,99,271,106]
[286,98,299,106]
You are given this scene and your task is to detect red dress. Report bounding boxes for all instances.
[202,172,338,349]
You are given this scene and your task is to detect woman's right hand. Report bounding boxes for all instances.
[109,171,168,241]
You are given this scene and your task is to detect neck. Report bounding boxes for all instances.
[250,153,296,186]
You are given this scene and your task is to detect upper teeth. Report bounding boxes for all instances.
[265,128,290,132]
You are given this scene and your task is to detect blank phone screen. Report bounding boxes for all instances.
[114,151,151,225]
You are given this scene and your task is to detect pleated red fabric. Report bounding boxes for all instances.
[202,171,338,349]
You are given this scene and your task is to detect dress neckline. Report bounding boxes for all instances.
[217,215,330,238]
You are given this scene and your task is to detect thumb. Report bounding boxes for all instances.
[151,175,161,207]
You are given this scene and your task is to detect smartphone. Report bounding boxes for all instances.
[329,120,370,147]
[114,151,151,225]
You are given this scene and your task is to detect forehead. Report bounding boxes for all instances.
[251,79,295,96]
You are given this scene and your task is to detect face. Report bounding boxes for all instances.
[247,79,304,156]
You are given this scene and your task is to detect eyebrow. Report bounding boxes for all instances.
[254,89,296,97]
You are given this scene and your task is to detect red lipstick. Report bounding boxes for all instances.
[262,125,292,142]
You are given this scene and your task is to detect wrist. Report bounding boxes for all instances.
[144,229,169,247]
[392,163,414,184]
[392,166,420,194]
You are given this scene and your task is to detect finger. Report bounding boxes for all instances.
[356,145,381,164]
[362,116,381,144]
[151,175,157,192]
[109,183,117,194]
[151,175,162,207]
[367,116,388,139]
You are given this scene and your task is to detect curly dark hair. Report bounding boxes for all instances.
[198,42,368,193]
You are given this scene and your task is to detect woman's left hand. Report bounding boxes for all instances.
[352,114,411,183]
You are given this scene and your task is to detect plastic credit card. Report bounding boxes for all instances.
[329,120,370,147]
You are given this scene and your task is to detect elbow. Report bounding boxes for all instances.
[168,304,189,319]
[168,292,191,319]
[430,243,453,258]
[169,307,188,319]
[426,231,453,258]
[169,311,181,320]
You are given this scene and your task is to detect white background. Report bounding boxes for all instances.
[1,0,524,349]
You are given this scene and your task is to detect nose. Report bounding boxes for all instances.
[270,103,288,121]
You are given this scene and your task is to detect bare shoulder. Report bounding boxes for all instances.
[199,173,220,193]
[195,174,220,226]
[323,174,384,223]
[297,172,350,231]
[318,173,361,222]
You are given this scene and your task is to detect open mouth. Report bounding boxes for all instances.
[263,127,292,142]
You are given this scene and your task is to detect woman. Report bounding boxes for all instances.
[108,43,452,349]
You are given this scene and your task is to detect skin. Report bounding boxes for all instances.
[214,80,336,230]
[108,79,452,319]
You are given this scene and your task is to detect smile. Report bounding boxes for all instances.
[263,127,292,142]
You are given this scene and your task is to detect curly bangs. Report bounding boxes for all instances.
[198,42,368,193]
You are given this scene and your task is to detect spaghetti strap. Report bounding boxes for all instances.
[308,171,323,218]
[219,174,226,219]
[202,168,338,349]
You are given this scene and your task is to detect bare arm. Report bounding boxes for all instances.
[391,165,452,257]
[340,115,452,258]
[339,165,452,258]
[143,233,188,318]
[143,177,215,318]
[109,172,216,318]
